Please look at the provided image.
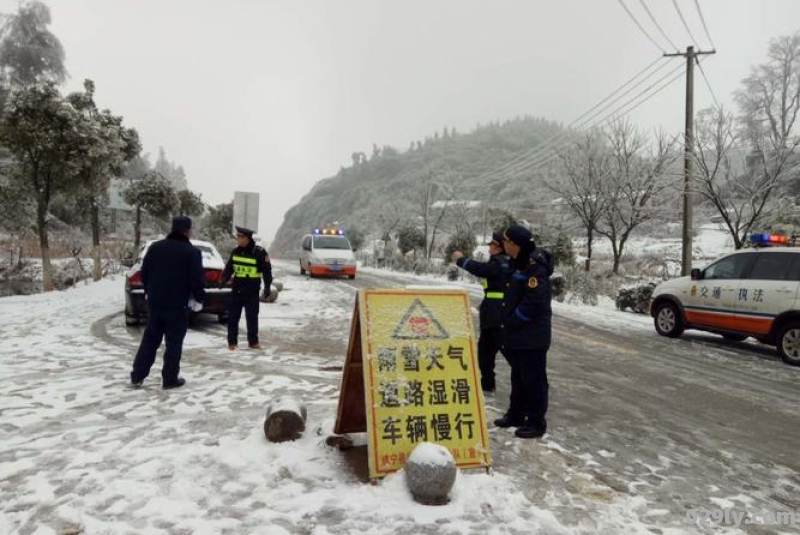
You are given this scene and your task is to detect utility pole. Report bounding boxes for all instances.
[664,46,715,276]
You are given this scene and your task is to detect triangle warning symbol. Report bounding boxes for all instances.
[391,298,449,339]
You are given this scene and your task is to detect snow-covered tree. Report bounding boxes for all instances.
[0,82,95,291]
[549,130,610,272]
[123,171,178,251]
[598,120,679,274]
[67,79,141,280]
[0,1,66,88]
[176,189,204,218]
[397,226,425,257]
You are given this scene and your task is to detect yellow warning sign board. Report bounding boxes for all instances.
[358,288,491,478]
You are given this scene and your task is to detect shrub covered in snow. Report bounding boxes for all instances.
[615,282,657,314]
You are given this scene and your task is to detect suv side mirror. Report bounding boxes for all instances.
[690,268,702,280]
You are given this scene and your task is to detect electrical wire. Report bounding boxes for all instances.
[672,0,699,46]
[473,56,667,180]
[638,0,680,52]
[487,61,686,180]
[696,56,720,110]
[693,0,717,49]
[481,57,678,181]
[617,0,667,53]
[482,61,689,183]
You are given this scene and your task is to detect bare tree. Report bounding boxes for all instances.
[374,196,408,240]
[736,32,800,151]
[690,33,800,248]
[410,171,453,260]
[548,130,609,271]
[598,120,679,274]
[692,107,796,248]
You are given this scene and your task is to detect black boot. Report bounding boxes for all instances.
[514,426,546,439]
[162,377,186,390]
[494,414,525,428]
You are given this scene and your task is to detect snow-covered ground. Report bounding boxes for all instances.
[2,262,797,534]
[0,272,561,535]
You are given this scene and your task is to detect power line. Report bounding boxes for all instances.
[617,0,667,53]
[490,61,686,180]
[473,56,667,180]
[638,0,680,52]
[672,0,699,45]
[483,62,690,183]
[693,0,717,50]
[695,56,720,110]
[488,57,674,180]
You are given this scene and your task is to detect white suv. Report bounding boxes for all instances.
[650,248,800,365]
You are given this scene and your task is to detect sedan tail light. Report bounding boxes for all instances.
[128,271,143,287]
[205,269,222,284]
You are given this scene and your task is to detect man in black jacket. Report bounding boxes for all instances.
[221,226,272,350]
[496,224,554,439]
[130,216,205,390]
[452,231,511,392]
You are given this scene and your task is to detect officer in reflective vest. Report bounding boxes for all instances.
[451,231,511,393]
[221,226,272,350]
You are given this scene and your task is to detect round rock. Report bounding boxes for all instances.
[273,280,284,292]
[261,286,279,303]
[264,397,307,443]
[405,443,457,505]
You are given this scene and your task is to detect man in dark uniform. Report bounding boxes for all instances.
[451,231,511,392]
[221,226,272,350]
[130,216,205,390]
[496,224,554,439]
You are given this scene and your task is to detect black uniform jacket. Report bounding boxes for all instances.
[141,232,205,310]
[501,248,554,351]
[456,254,510,329]
[222,243,272,292]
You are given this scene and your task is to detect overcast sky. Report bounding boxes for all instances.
[11,0,800,241]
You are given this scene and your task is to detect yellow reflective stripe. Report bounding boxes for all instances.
[232,254,261,278]
[485,291,504,299]
[232,255,257,265]
[480,279,488,289]
[233,264,260,278]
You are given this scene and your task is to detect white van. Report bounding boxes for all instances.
[299,229,357,279]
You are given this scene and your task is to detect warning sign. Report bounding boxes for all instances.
[334,288,491,479]
[391,298,449,339]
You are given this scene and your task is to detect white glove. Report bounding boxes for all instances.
[188,297,203,312]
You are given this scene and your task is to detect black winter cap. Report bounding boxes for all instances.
[171,216,192,233]
[487,231,505,246]
[503,224,534,246]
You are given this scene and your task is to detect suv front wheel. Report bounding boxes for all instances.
[654,302,685,338]
[777,323,800,366]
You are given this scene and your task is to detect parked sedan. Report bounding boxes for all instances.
[124,239,232,326]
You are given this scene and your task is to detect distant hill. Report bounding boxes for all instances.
[271,116,566,256]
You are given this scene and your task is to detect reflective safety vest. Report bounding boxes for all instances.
[232,255,261,278]
[481,278,504,299]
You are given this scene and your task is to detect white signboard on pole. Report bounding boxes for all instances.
[233,191,260,233]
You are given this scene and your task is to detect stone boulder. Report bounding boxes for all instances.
[405,443,457,505]
[260,285,279,303]
[264,397,307,442]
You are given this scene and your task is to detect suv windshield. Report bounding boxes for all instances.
[313,235,351,250]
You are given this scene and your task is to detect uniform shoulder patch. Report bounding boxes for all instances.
[527,277,538,289]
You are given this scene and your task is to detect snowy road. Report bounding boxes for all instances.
[1,260,798,534]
